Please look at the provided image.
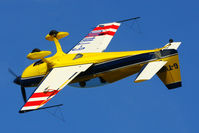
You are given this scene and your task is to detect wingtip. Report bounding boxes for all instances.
[19,110,32,113]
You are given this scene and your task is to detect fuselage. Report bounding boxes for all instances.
[18,48,178,88]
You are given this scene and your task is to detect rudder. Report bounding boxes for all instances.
[157,54,182,89]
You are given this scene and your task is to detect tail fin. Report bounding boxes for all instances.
[157,42,182,89]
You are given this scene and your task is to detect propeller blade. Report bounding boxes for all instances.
[9,68,26,103]
[21,86,27,103]
[8,68,18,77]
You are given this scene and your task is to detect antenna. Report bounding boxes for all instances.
[116,17,141,23]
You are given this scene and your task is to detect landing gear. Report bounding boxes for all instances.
[169,39,173,43]
[49,30,59,37]
[31,48,41,53]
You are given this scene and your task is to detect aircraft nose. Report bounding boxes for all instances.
[14,76,21,85]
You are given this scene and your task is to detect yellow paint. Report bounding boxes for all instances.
[59,80,69,89]
[22,49,157,78]
[35,98,51,110]
[52,37,66,56]
[45,32,69,41]
[21,32,181,89]
[157,55,181,85]
[134,80,146,83]
[27,51,52,60]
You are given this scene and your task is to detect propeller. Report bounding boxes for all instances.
[8,68,18,77]
[21,86,27,103]
[9,68,27,103]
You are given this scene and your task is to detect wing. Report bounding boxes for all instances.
[134,61,167,83]
[20,64,92,113]
[68,22,121,54]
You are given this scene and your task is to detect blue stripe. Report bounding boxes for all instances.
[21,76,43,87]
[166,82,182,89]
[78,52,157,77]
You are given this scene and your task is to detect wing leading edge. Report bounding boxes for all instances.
[20,64,92,113]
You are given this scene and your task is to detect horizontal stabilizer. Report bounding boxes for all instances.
[163,42,181,50]
[134,61,167,83]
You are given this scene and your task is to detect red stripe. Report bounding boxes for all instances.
[31,90,59,98]
[24,99,51,107]
[24,100,44,107]
[93,25,119,31]
[23,90,60,107]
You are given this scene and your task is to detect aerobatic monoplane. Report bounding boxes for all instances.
[12,17,182,113]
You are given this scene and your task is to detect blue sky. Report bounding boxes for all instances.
[1,0,199,133]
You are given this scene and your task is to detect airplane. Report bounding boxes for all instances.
[12,17,182,113]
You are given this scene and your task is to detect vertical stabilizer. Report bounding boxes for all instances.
[157,54,182,89]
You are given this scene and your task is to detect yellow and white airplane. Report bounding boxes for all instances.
[13,17,182,113]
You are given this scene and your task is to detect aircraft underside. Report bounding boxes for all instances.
[20,49,178,88]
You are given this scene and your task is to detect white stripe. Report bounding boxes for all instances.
[28,97,48,101]
[21,106,39,110]
[102,23,120,26]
